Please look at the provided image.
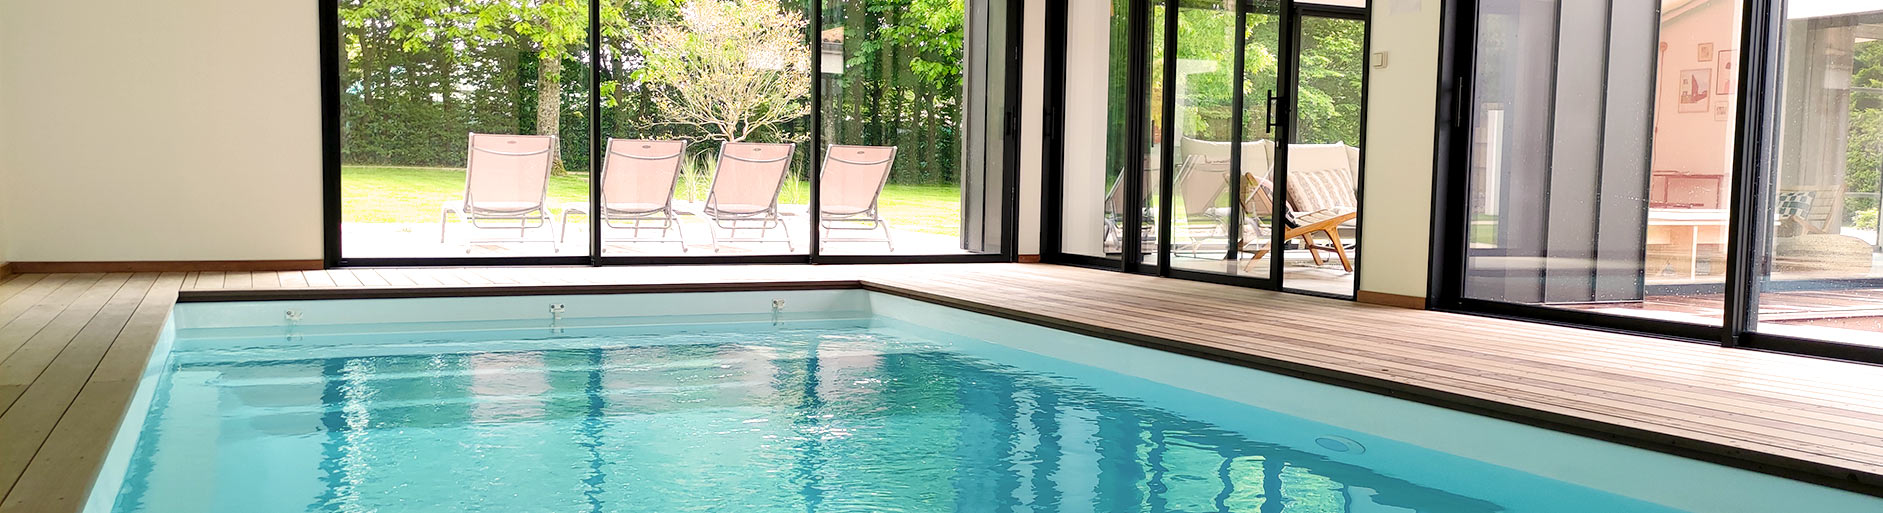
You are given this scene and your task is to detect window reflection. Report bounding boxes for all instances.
[1756,3,1883,345]
[1464,0,1742,325]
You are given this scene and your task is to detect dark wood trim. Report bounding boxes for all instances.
[177,280,865,303]
[1355,290,1427,309]
[0,262,12,280]
[1016,254,1042,263]
[12,260,325,273]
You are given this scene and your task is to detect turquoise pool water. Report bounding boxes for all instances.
[90,291,1883,512]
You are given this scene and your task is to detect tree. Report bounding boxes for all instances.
[635,0,811,143]
[341,0,627,172]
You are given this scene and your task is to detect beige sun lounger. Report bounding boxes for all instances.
[818,145,899,249]
[701,141,798,252]
[559,138,689,250]
[440,133,559,251]
[1240,143,1360,272]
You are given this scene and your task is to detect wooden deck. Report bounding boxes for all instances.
[3,264,1883,511]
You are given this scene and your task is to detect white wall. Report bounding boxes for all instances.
[0,44,9,268]
[0,0,324,262]
[1356,1,1442,298]
[1058,0,1116,256]
[1018,0,1045,256]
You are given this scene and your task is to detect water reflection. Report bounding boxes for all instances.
[117,328,1670,512]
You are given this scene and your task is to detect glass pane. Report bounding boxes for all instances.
[338,0,592,259]
[592,0,810,256]
[1059,0,1133,260]
[1234,4,1283,279]
[1755,3,1883,345]
[1141,0,1168,266]
[818,0,977,256]
[1281,14,1365,296]
[1165,0,1257,277]
[1462,0,1738,325]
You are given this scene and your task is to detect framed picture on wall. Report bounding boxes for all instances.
[1698,42,1715,61]
[1679,69,1712,113]
[1716,50,1736,95]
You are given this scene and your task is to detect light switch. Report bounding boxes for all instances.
[1371,52,1388,69]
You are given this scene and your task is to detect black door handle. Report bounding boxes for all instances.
[1264,89,1280,134]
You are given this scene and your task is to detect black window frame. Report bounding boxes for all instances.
[319,0,1022,268]
[1039,0,1373,300]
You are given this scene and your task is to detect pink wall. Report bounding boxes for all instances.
[1649,0,1743,208]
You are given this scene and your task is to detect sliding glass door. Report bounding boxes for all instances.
[327,0,1013,265]
[1754,2,1883,348]
[1281,6,1366,296]
[1439,0,1883,362]
[1458,0,1735,325]
[1164,0,1280,279]
[1048,0,1366,297]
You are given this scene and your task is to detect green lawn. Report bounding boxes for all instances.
[342,166,963,236]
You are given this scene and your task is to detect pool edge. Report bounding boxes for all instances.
[154,279,1883,500]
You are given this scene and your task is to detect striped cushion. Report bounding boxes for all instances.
[1297,207,1356,225]
[1287,167,1358,214]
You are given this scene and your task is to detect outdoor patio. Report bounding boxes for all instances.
[345,203,972,258]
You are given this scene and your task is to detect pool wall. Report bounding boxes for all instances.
[86,320,175,513]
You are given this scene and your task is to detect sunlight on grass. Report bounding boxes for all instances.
[342,166,963,236]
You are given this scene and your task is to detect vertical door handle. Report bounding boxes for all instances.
[1264,89,1280,134]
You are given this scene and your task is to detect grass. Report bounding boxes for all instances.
[342,165,964,236]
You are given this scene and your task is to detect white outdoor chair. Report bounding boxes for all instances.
[818,145,898,250]
[559,138,689,250]
[440,133,559,251]
[701,142,798,252]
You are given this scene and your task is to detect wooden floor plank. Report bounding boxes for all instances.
[0,274,133,385]
[277,271,309,288]
[327,269,365,288]
[87,274,187,384]
[0,275,108,364]
[373,269,416,287]
[0,274,154,499]
[303,271,338,288]
[449,268,495,285]
[0,386,21,418]
[220,271,251,290]
[971,266,1883,415]
[0,275,48,308]
[352,269,391,287]
[192,272,224,290]
[0,275,76,329]
[249,271,281,289]
[0,380,135,513]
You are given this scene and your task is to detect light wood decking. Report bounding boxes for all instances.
[2,264,1883,512]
